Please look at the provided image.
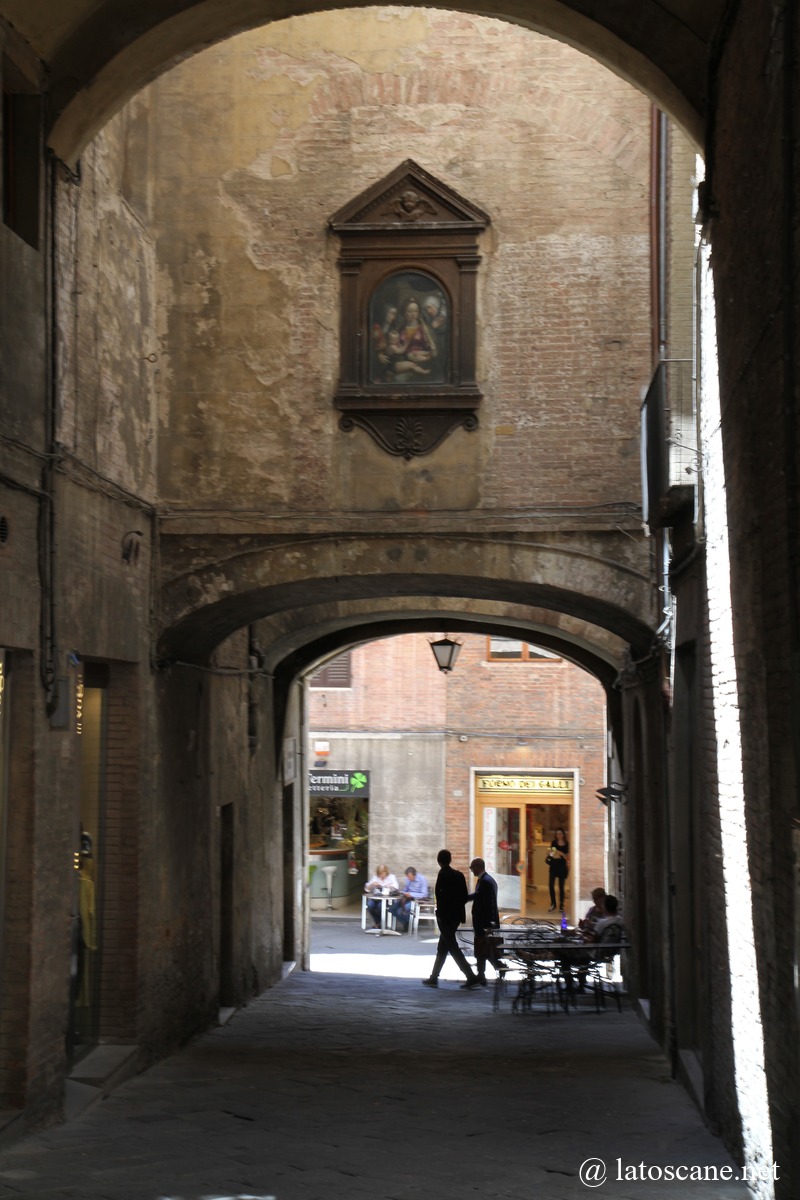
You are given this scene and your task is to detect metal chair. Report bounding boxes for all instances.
[580,925,627,1011]
[411,897,437,937]
[492,924,564,1014]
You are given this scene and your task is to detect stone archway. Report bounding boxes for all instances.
[156,532,659,777]
[22,0,720,163]
[157,532,658,665]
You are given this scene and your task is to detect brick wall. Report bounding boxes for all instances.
[707,0,799,1186]
[310,632,607,907]
[311,635,447,732]
[0,652,35,1111]
[97,664,140,1042]
[443,637,607,900]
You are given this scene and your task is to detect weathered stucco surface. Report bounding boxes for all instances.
[56,104,159,499]
[148,9,652,518]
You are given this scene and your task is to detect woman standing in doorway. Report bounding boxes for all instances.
[547,827,570,912]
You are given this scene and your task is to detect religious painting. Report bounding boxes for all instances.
[329,160,489,457]
[369,272,450,386]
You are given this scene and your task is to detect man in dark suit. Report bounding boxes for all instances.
[468,857,504,985]
[422,849,480,989]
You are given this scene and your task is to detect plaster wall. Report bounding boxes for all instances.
[0,82,224,1124]
[312,731,447,883]
[146,8,653,519]
[0,488,40,651]
[0,229,45,448]
[55,106,159,499]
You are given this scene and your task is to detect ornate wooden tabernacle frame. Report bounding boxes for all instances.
[330,160,489,458]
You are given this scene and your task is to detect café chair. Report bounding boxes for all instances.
[582,926,627,1012]
[410,896,437,937]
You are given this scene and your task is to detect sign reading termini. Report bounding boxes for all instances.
[477,774,573,794]
[309,770,370,797]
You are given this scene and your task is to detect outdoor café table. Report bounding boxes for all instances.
[488,923,622,1011]
[361,890,403,935]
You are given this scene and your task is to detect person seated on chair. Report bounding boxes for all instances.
[590,894,625,947]
[578,887,607,934]
[388,866,429,932]
[560,894,622,991]
[364,864,400,929]
[575,895,625,989]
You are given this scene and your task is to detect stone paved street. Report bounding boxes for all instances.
[0,920,753,1200]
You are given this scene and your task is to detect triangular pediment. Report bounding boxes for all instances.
[329,160,489,232]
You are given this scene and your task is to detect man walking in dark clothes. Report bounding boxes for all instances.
[468,857,505,985]
[421,849,480,989]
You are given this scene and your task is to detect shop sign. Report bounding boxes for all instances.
[477,773,573,795]
[309,769,370,797]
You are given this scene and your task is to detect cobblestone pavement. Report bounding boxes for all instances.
[0,920,754,1200]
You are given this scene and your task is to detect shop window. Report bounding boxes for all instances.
[487,637,561,662]
[309,651,352,689]
[330,159,489,457]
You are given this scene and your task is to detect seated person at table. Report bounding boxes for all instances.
[364,864,400,929]
[389,866,429,932]
[578,887,607,934]
[591,895,625,948]
[574,895,625,989]
[559,895,623,989]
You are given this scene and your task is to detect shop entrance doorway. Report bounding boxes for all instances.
[474,772,577,923]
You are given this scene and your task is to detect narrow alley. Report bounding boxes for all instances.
[0,920,754,1200]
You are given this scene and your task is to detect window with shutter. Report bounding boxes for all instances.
[309,652,352,689]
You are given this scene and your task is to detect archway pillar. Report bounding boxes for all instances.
[617,652,671,1043]
[150,632,289,1032]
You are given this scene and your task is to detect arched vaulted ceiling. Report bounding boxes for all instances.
[0,0,724,161]
[157,534,656,665]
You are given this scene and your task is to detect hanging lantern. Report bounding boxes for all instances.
[429,636,462,674]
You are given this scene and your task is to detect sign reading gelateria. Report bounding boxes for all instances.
[476,774,573,796]
[309,769,370,797]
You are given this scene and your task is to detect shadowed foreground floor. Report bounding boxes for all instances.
[0,920,754,1199]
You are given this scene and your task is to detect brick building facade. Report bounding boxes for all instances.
[309,632,608,922]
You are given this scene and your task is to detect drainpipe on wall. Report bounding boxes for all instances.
[40,150,60,715]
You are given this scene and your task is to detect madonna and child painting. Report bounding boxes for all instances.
[369,271,450,386]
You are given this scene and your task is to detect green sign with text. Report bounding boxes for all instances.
[309,770,370,797]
